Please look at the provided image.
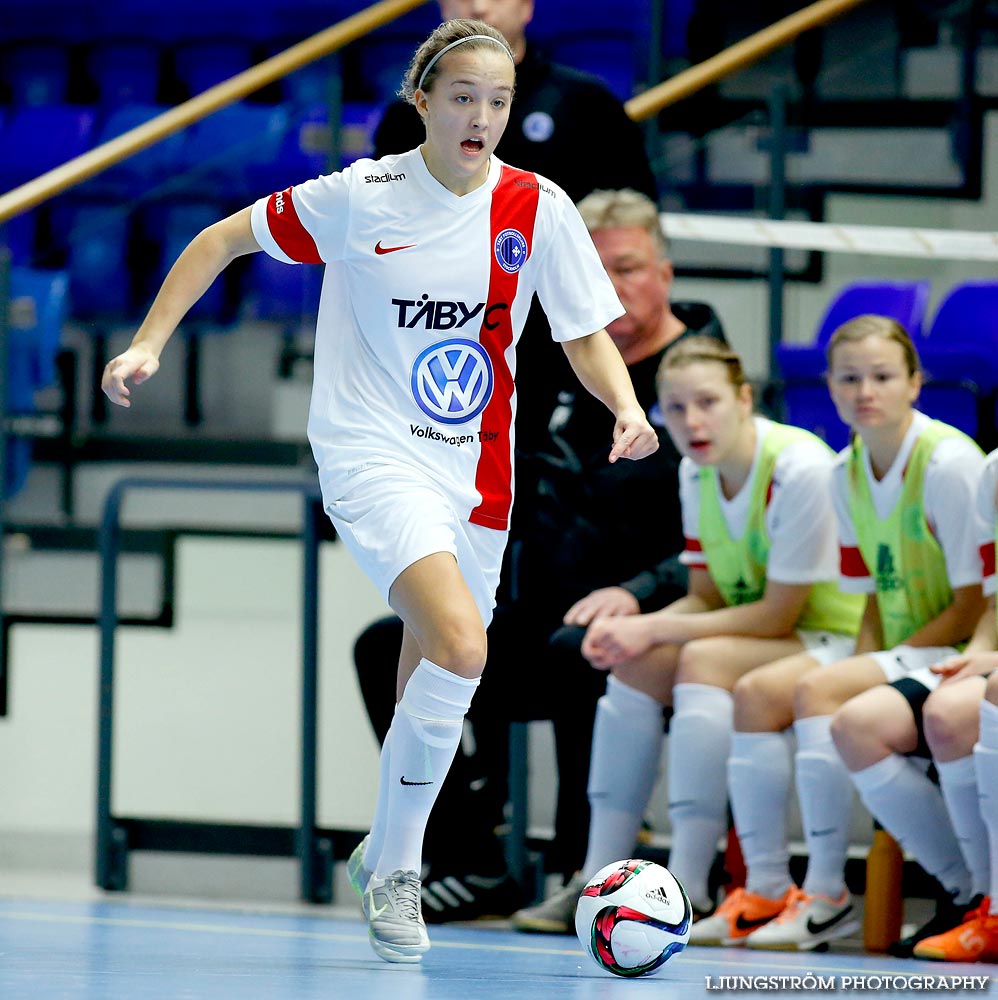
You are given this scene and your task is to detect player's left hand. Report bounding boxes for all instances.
[932,650,998,684]
[582,615,654,668]
[609,408,658,463]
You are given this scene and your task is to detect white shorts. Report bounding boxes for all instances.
[869,644,957,689]
[325,468,508,628]
[797,629,856,666]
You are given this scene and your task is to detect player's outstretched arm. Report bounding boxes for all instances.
[560,330,658,462]
[102,207,260,407]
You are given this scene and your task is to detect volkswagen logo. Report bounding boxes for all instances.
[410,339,494,424]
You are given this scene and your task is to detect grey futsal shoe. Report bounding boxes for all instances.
[347,835,373,900]
[512,872,587,934]
[363,869,431,963]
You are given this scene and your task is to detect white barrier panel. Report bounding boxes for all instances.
[662,212,998,261]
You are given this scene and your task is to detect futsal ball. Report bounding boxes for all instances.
[575,859,691,978]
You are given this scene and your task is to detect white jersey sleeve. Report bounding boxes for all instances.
[925,437,987,590]
[250,168,353,264]
[765,439,840,584]
[532,195,624,342]
[678,456,706,569]
[976,449,998,596]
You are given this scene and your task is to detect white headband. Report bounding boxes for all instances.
[417,34,514,93]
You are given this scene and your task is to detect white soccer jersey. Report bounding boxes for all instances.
[977,448,998,597]
[251,149,624,530]
[677,416,841,584]
[831,411,986,593]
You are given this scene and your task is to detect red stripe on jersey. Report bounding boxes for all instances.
[982,541,996,580]
[470,167,540,530]
[685,536,703,553]
[840,545,869,578]
[266,187,322,264]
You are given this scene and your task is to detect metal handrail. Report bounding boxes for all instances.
[95,475,325,900]
[0,0,431,224]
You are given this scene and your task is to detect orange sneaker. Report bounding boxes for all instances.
[688,886,791,946]
[914,898,998,962]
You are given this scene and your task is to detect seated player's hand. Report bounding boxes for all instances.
[933,650,998,684]
[102,345,160,407]
[608,409,658,464]
[563,587,640,627]
[582,615,653,669]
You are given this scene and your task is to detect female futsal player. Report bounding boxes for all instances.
[513,335,861,934]
[727,315,985,953]
[101,18,658,964]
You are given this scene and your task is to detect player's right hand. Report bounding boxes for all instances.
[102,345,160,407]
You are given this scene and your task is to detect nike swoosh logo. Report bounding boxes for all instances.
[735,913,775,931]
[806,906,852,935]
[669,800,697,809]
[400,776,433,786]
[367,889,389,918]
[375,241,416,255]
[809,828,837,837]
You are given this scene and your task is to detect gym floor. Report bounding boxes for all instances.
[0,888,992,999]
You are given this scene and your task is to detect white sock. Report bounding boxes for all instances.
[729,731,794,899]
[852,754,971,903]
[364,727,393,870]
[794,715,853,898]
[974,700,998,910]
[369,658,479,877]
[937,755,990,899]
[667,683,734,909]
[582,676,664,880]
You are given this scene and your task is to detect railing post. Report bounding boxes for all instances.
[96,480,126,889]
[766,84,788,402]
[0,243,11,717]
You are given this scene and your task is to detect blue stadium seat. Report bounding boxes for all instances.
[0,40,70,105]
[0,106,97,193]
[86,103,184,198]
[174,103,291,201]
[144,199,232,425]
[86,40,162,107]
[49,199,133,425]
[548,36,641,100]
[778,279,931,450]
[246,252,322,326]
[172,39,253,96]
[5,267,70,497]
[918,280,998,443]
[663,0,697,58]
[2,211,38,267]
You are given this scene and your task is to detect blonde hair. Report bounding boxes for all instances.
[576,188,668,257]
[401,19,514,104]
[826,314,921,376]
[656,335,748,395]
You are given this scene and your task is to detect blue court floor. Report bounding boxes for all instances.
[0,895,993,1000]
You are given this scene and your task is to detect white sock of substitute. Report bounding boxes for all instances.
[853,754,971,903]
[370,658,478,878]
[973,700,998,909]
[795,715,854,898]
[937,755,991,899]
[582,675,664,880]
[364,727,394,870]
[667,683,734,910]
[729,731,794,899]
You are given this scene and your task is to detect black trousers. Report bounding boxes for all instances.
[352,606,609,877]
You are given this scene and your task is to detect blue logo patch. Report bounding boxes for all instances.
[494,228,528,274]
[410,339,494,424]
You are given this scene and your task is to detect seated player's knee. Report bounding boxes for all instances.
[733,671,785,731]
[793,667,836,719]
[829,699,865,756]
[923,685,970,758]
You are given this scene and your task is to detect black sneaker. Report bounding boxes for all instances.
[421,870,525,924]
[888,893,985,958]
